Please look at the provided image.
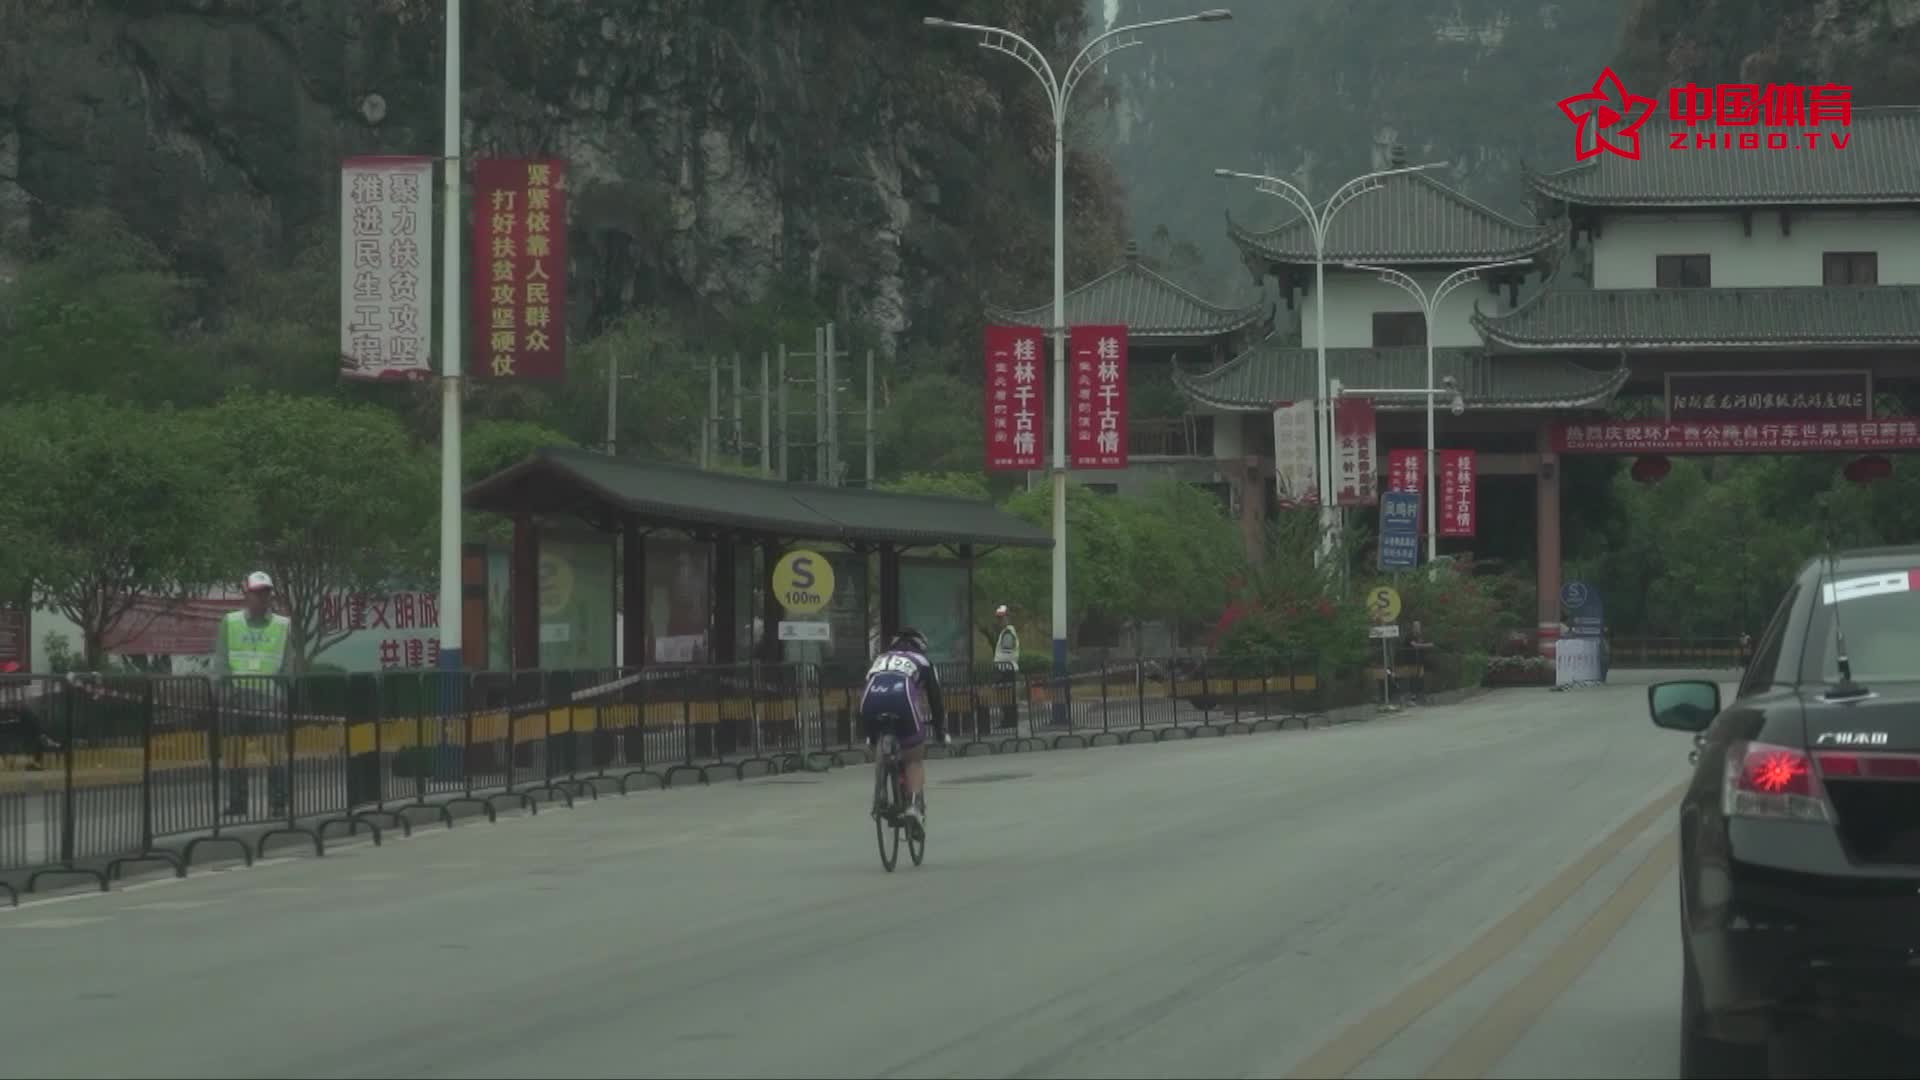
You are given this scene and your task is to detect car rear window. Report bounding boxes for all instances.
[1804,570,1920,683]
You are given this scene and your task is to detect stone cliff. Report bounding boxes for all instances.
[0,0,1129,354]
[1614,0,1920,99]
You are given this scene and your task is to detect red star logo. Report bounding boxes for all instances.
[1558,68,1659,161]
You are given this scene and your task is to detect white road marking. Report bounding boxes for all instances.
[3,915,110,929]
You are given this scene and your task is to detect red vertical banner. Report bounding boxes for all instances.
[1439,449,1477,537]
[983,325,1046,471]
[1069,325,1128,469]
[471,157,569,381]
[1387,448,1424,530]
[1334,397,1379,507]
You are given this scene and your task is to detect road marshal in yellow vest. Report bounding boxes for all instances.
[212,570,293,677]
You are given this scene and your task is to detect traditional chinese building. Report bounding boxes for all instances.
[1174,108,1920,652]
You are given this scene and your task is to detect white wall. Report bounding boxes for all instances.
[1591,210,1920,288]
[1301,270,1519,348]
[1210,406,1244,459]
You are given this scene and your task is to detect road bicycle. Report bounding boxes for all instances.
[870,726,926,872]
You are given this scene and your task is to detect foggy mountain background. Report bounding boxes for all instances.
[1087,0,1626,304]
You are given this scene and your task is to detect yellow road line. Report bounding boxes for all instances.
[1282,781,1684,1079]
[1421,831,1678,1079]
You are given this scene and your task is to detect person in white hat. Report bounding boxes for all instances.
[990,604,1021,734]
[213,571,292,817]
[991,604,1019,674]
[212,572,292,680]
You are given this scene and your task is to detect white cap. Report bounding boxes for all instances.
[245,571,274,592]
[995,604,1009,616]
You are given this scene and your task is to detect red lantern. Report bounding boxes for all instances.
[1630,454,1672,484]
[1844,454,1893,484]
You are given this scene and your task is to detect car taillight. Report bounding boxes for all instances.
[1723,739,1831,822]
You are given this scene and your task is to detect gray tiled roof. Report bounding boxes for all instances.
[1527,106,1920,207]
[1226,172,1568,266]
[466,447,1051,549]
[990,251,1267,340]
[1473,286,1920,351]
[1171,337,1628,412]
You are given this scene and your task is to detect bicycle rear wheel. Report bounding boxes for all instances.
[874,754,900,872]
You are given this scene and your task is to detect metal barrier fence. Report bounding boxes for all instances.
[0,650,1447,903]
[1602,637,1746,668]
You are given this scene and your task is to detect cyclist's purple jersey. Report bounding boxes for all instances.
[859,648,935,733]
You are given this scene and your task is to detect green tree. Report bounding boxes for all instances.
[1124,480,1247,636]
[205,390,436,670]
[0,397,242,668]
[873,372,984,479]
[458,418,580,547]
[2,209,206,405]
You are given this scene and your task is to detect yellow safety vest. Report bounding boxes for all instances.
[224,611,290,676]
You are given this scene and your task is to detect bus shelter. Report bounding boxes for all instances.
[463,447,1050,671]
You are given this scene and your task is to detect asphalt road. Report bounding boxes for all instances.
[0,671,1774,1078]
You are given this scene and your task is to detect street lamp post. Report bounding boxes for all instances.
[926,9,1232,699]
[436,0,465,671]
[1341,259,1531,562]
[1212,163,1447,564]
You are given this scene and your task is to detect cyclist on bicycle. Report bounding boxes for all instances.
[859,627,948,824]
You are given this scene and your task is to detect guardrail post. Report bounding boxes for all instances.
[58,678,76,866]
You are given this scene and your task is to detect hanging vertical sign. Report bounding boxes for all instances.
[983,325,1046,471]
[1069,325,1128,469]
[1272,400,1318,508]
[339,156,435,381]
[471,157,569,381]
[1439,449,1477,537]
[1387,448,1424,531]
[1334,397,1379,507]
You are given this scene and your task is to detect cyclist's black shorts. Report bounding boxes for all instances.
[860,686,928,749]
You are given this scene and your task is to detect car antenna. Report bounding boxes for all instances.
[1820,499,1868,700]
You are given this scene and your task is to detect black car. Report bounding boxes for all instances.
[1650,546,1920,1076]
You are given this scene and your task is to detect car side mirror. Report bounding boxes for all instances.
[1649,680,1720,733]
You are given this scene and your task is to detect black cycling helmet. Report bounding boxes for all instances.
[891,627,930,654]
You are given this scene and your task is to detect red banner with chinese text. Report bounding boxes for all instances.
[1069,325,1127,469]
[1334,397,1378,507]
[1387,448,1424,530]
[1439,449,1476,538]
[1552,419,1920,454]
[471,158,568,381]
[984,325,1046,471]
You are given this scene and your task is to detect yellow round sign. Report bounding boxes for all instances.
[1367,585,1402,625]
[772,550,836,616]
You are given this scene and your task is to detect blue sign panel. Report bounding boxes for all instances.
[1562,579,1604,637]
[1378,490,1421,571]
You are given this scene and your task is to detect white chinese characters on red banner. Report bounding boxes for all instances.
[1387,448,1424,530]
[319,590,442,671]
[1335,397,1378,507]
[1439,449,1476,538]
[1553,420,1920,454]
[1069,325,1127,469]
[983,325,1046,471]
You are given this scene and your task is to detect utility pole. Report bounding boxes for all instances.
[703,355,717,470]
[731,352,743,462]
[865,348,876,486]
[605,344,619,456]
[760,351,772,477]
[777,343,790,481]
[825,322,839,486]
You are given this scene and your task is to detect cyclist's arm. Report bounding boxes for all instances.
[921,660,947,736]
